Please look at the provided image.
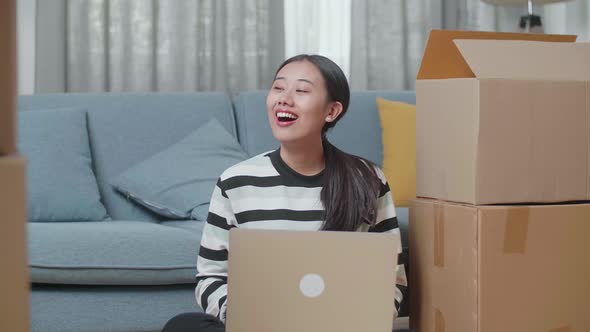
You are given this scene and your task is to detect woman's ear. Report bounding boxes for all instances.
[325,102,343,123]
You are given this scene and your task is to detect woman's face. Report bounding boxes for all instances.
[266,60,340,145]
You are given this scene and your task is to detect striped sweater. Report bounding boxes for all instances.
[195,149,405,322]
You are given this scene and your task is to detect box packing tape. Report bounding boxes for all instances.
[503,207,530,254]
[434,204,445,267]
[434,308,445,332]
[549,327,571,332]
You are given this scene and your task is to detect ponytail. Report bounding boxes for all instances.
[320,136,382,231]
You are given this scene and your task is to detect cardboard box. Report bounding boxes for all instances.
[416,30,590,205]
[0,156,30,332]
[0,0,17,156]
[409,198,590,332]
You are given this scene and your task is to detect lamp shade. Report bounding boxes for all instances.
[482,0,572,5]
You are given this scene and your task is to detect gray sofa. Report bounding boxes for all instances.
[18,90,415,332]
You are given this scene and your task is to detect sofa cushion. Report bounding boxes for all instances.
[111,119,248,219]
[233,90,416,165]
[28,221,204,285]
[18,108,108,222]
[161,220,206,234]
[377,97,416,207]
[18,93,237,222]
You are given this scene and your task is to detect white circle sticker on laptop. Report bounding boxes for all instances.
[299,273,325,298]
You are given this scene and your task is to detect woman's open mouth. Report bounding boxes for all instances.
[276,110,298,127]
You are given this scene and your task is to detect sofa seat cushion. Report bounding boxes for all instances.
[161,220,206,235]
[28,221,204,285]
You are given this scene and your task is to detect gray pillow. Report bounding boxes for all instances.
[18,109,109,222]
[111,118,247,219]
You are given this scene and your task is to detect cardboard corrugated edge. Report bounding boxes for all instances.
[588,81,590,201]
[417,29,576,80]
[477,208,483,332]
[454,40,590,81]
[433,203,445,332]
[409,199,434,332]
[0,0,17,155]
[0,155,30,332]
[411,199,479,332]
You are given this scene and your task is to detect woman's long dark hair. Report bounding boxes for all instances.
[274,55,382,232]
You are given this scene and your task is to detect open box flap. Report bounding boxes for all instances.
[417,29,576,80]
[455,39,590,81]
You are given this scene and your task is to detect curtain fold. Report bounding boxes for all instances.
[36,0,284,93]
[350,0,443,90]
[349,0,589,91]
[284,0,351,79]
[35,0,589,94]
[452,0,589,38]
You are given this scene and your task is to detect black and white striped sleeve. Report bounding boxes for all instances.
[369,168,406,318]
[195,178,236,322]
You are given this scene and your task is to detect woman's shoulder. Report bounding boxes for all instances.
[355,157,387,184]
[219,150,276,181]
[372,165,387,184]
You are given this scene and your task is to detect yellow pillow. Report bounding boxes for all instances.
[376,97,416,207]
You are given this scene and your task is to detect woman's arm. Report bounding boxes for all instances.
[369,168,407,318]
[195,178,236,322]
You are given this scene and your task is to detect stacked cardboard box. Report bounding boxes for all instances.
[0,0,30,331]
[410,30,590,332]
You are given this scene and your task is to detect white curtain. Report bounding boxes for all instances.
[543,1,590,41]
[17,0,36,95]
[284,0,351,79]
[36,0,284,93]
[348,0,590,91]
[350,0,443,90]
[33,0,590,94]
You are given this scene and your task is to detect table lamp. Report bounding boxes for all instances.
[482,0,574,33]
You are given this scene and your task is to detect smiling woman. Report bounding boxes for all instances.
[163,55,405,332]
[267,57,341,150]
[266,55,392,232]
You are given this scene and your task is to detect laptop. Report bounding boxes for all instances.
[225,228,399,332]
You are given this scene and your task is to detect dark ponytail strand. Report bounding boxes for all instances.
[320,136,382,231]
[275,54,383,232]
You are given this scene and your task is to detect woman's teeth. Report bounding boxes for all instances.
[277,112,298,121]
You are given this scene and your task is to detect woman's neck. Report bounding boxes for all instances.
[280,138,325,176]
